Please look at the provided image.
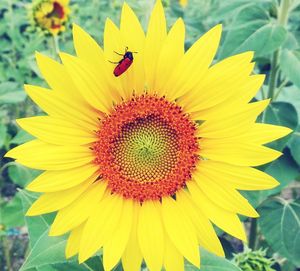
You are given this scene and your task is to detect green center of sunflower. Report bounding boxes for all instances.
[112,115,178,182]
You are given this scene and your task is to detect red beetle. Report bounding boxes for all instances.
[110,47,137,77]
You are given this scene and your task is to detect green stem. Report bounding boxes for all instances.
[248,218,258,250]
[82,263,94,271]
[267,51,279,100]
[261,87,266,100]
[273,78,289,100]
[278,0,290,25]
[51,34,60,59]
[267,0,290,100]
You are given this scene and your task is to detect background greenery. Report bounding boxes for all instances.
[0,0,300,270]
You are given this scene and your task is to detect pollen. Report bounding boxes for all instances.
[93,95,199,202]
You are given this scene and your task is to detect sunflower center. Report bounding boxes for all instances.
[112,115,178,183]
[47,2,64,19]
[93,95,199,202]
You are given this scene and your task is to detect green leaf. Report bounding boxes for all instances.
[50,262,94,271]
[242,149,300,207]
[19,192,104,271]
[232,23,287,57]
[43,256,105,271]
[281,32,299,50]
[8,163,41,187]
[0,123,7,148]
[280,49,300,89]
[212,1,263,21]
[259,149,300,202]
[36,266,57,271]
[258,198,300,267]
[10,130,35,145]
[185,249,242,271]
[19,190,67,271]
[84,256,104,271]
[276,85,300,117]
[263,102,298,151]
[19,190,54,246]
[0,90,26,104]
[288,125,300,166]
[0,193,25,228]
[264,149,300,189]
[220,5,272,58]
[0,81,26,104]
[20,231,67,271]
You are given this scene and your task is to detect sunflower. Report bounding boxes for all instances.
[6,1,291,271]
[179,0,188,8]
[30,0,70,35]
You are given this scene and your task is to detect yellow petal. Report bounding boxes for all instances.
[26,178,93,216]
[138,201,164,271]
[164,234,184,271]
[120,3,146,95]
[200,140,282,166]
[122,202,143,271]
[73,23,104,70]
[35,52,77,96]
[49,181,107,236]
[79,193,123,263]
[24,85,97,131]
[221,74,265,109]
[27,163,98,192]
[5,140,93,170]
[176,190,224,257]
[103,18,129,99]
[144,0,167,91]
[66,224,84,259]
[72,23,121,104]
[120,3,145,51]
[165,24,222,100]
[161,197,200,267]
[187,181,247,241]
[197,160,279,190]
[179,51,254,112]
[103,199,133,271]
[225,123,292,144]
[154,18,185,96]
[196,99,269,138]
[191,75,265,120]
[60,53,113,113]
[17,116,97,146]
[193,171,259,217]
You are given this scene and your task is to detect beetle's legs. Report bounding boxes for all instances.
[113,51,124,56]
[109,60,120,64]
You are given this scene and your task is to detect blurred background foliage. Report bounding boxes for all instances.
[0,0,300,270]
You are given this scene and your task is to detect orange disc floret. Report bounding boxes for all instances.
[93,95,199,202]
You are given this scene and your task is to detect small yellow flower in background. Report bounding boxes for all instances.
[179,0,188,8]
[30,0,70,35]
[6,1,291,271]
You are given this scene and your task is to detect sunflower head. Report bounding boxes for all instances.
[94,94,199,202]
[233,247,276,271]
[179,0,188,8]
[29,0,70,35]
[6,1,292,271]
